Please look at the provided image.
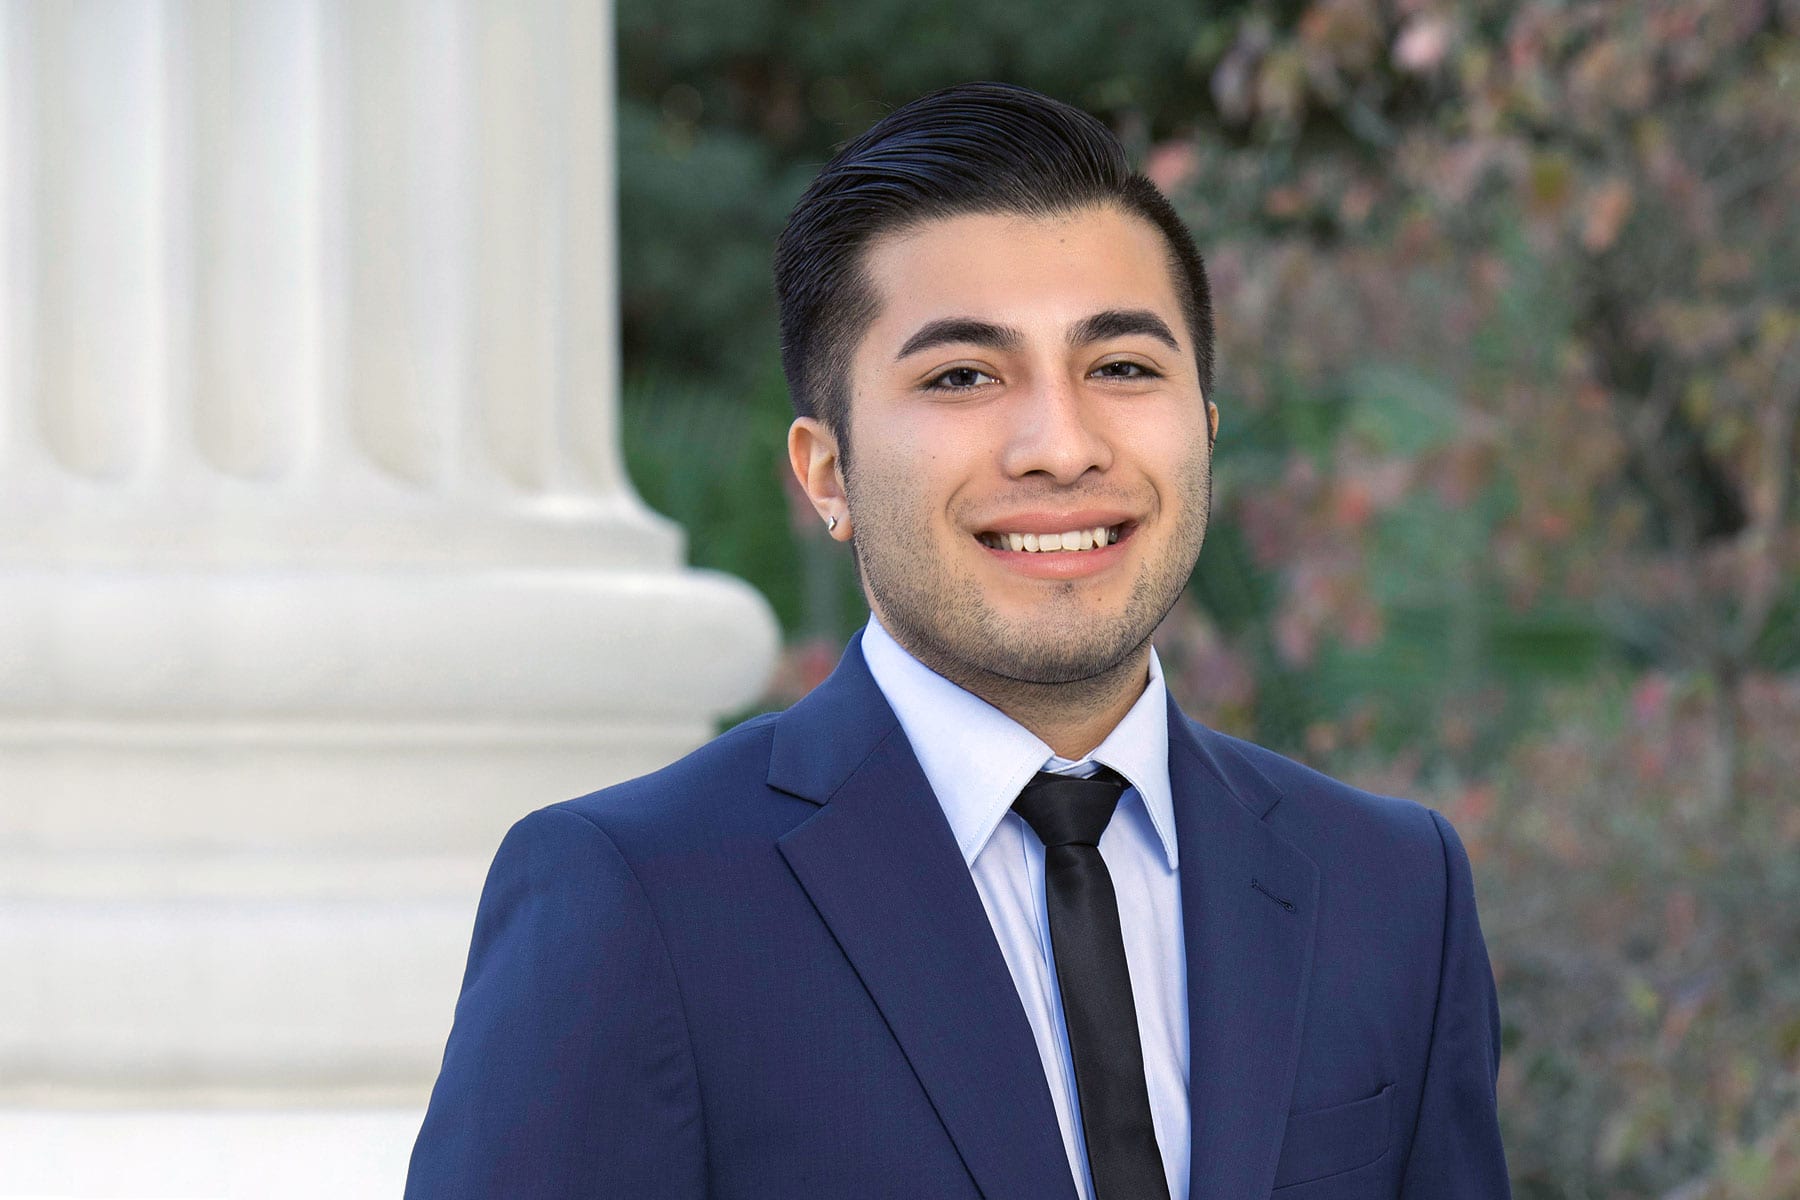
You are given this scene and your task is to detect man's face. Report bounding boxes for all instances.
[801,204,1218,690]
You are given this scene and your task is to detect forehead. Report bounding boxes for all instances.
[856,205,1187,351]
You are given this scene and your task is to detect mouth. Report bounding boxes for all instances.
[974,522,1134,554]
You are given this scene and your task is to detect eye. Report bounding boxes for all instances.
[926,366,998,391]
[1092,360,1160,380]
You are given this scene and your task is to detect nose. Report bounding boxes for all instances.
[997,372,1112,485]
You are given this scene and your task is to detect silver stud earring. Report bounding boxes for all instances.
[826,515,839,533]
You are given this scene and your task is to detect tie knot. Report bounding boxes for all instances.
[1012,768,1127,848]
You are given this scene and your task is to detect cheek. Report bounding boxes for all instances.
[844,445,937,530]
[1137,407,1211,467]
[1114,423,1188,477]
[870,430,964,502]
[850,404,1009,527]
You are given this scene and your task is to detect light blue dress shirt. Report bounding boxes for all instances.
[860,616,1191,1200]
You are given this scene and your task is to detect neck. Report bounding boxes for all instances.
[902,635,1152,760]
[997,654,1151,759]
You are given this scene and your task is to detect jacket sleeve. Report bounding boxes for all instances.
[1398,810,1512,1198]
[405,806,705,1199]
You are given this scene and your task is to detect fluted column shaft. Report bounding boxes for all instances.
[1,0,666,568]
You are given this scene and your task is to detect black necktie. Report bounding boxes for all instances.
[1013,769,1171,1200]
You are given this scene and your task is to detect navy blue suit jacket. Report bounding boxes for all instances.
[407,635,1510,1198]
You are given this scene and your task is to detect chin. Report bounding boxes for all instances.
[967,627,1148,687]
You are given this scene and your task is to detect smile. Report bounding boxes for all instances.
[975,523,1128,553]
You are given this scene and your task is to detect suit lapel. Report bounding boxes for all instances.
[1169,708,1320,1200]
[771,639,1078,1200]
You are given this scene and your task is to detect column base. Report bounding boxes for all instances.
[0,1107,423,1199]
[0,563,779,1097]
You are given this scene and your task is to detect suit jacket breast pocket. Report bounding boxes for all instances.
[1271,1083,1393,1190]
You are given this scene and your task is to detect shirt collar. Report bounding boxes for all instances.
[860,615,1177,871]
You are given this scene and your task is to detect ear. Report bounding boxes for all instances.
[1206,398,1219,446]
[788,418,853,540]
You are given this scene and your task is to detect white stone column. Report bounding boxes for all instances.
[0,0,777,1102]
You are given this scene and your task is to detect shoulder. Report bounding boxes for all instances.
[1190,718,1465,881]
[1186,720,1491,998]
[510,710,802,861]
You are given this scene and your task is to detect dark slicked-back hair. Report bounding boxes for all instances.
[774,81,1214,453]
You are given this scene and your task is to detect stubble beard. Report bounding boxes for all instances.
[843,453,1212,710]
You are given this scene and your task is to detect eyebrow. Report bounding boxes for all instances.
[895,318,1023,361]
[1066,308,1181,353]
[893,308,1181,362]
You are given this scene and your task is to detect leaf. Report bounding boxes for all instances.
[1343,363,1462,457]
[1582,178,1636,253]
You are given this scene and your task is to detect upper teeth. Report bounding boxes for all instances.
[982,525,1119,552]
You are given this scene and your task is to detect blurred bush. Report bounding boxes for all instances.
[618,0,1800,1193]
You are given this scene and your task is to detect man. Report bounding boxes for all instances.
[407,82,1510,1199]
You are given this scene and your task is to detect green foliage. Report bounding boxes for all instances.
[615,102,799,384]
[1342,364,1461,458]
[621,368,805,628]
